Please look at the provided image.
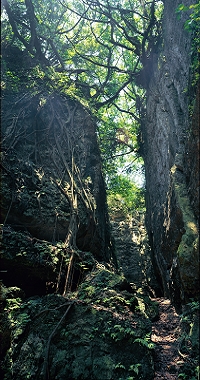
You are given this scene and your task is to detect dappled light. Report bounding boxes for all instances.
[0,0,199,379]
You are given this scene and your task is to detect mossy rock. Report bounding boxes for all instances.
[4,298,154,379]
[2,269,156,379]
[172,167,199,297]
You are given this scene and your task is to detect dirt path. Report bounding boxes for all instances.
[151,298,182,379]
[111,216,184,379]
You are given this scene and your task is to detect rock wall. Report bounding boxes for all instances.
[142,0,199,303]
[0,270,156,380]
[110,214,160,296]
[0,92,114,294]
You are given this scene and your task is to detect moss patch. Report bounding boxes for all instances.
[2,268,157,379]
[171,162,199,296]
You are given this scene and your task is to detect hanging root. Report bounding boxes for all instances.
[44,301,74,380]
[63,251,75,296]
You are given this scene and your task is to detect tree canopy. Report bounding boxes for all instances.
[1,0,164,215]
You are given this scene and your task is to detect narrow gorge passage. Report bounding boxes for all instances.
[111,214,151,290]
[111,215,183,379]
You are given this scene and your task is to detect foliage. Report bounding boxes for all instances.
[1,227,56,266]
[1,0,164,196]
[177,298,199,380]
[134,333,155,349]
[107,173,145,217]
[176,3,200,87]
[76,265,158,328]
[176,3,200,31]
[1,285,155,379]
[1,286,30,343]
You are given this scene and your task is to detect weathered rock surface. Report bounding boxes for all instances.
[0,92,114,294]
[1,268,157,380]
[110,214,161,297]
[0,1,199,377]
[142,0,199,303]
[0,65,157,380]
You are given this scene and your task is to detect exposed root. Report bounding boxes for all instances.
[44,301,74,380]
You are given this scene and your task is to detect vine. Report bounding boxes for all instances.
[1,92,102,294]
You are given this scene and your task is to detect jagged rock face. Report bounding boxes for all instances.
[110,215,161,297]
[1,92,113,293]
[1,269,157,380]
[142,0,199,302]
[184,84,200,222]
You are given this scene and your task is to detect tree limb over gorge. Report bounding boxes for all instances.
[2,0,162,164]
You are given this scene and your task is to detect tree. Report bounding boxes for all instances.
[107,173,145,217]
[1,0,164,210]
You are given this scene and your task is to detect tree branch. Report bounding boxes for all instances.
[95,77,132,109]
[112,101,140,122]
[2,0,31,51]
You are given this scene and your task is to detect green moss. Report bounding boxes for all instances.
[175,180,198,251]
[77,267,126,301]
[178,300,199,379]
[171,163,199,294]
[2,272,155,379]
